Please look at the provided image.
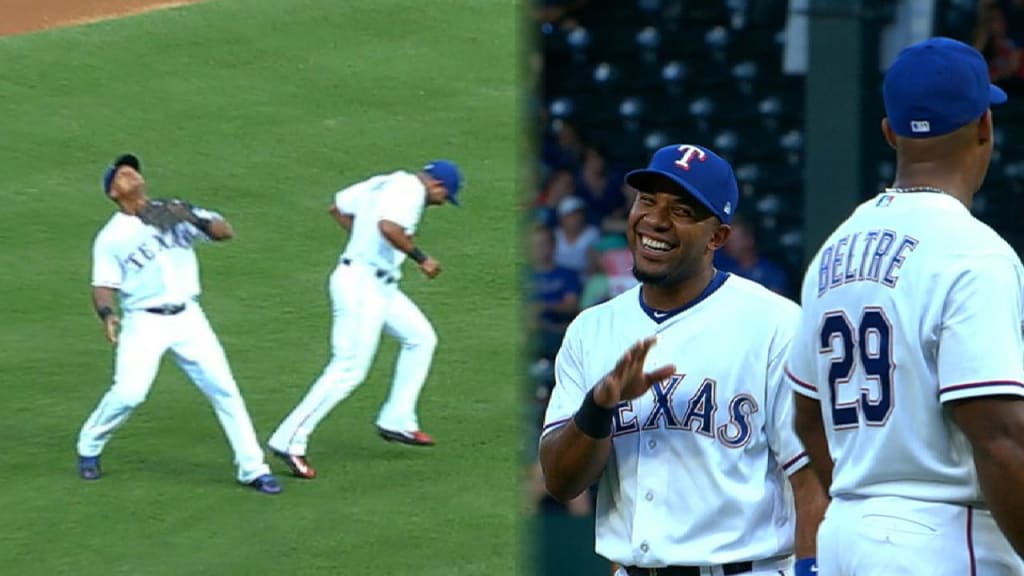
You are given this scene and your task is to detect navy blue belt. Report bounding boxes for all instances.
[341,258,397,284]
[625,562,753,576]
[144,303,186,315]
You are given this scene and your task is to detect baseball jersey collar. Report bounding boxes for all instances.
[638,269,731,324]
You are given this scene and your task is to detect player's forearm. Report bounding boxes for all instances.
[328,205,353,231]
[973,436,1024,557]
[379,220,416,253]
[789,467,828,559]
[92,287,118,319]
[793,393,834,492]
[539,421,611,502]
[379,219,431,264]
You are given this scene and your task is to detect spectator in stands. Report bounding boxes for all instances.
[579,234,639,309]
[975,0,1024,94]
[715,213,790,295]
[574,145,629,230]
[532,0,591,27]
[530,223,583,361]
[549,120,587,172]
[553,195,602,278]
[597,182,637,235]
[535,167,577,226]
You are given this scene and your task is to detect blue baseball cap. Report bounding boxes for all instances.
[102,153,141,195]
[423,160,463,206]
[624,144,739,224]
[883,37,1007,139]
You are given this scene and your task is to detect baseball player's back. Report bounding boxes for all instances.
[544,275,808,567]
[786,37,1024,576]
[336,171,426,278]
[788,191,1024,503]
[268,161,462,477]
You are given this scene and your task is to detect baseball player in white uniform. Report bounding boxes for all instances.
[540,144,827,576]
[267,160,463,479]
[786,37,1024,575]
[77,154,281,495]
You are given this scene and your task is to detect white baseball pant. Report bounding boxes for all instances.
[268,260,437,456]
[818,496,1024,575]
[76,302,271,483]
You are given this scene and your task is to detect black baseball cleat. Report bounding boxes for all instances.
[377,427,435,446]
[270,449,317,479]
[78,455,101,480]
[247,474,283,495]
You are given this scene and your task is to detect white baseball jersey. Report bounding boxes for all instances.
[92,208,220,310]
[542,273,809,567]
[334,170,426,280]
[785,191,1024,504]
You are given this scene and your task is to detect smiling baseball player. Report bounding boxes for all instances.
[267,160,462,479]
[77,153,281,495]
[539,144,827,576]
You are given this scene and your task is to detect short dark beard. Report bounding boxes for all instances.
[632,261,697,287]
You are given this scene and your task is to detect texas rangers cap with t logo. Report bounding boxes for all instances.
[423,160,463,206]
[883,36,1008,139]
[624,144,739,224]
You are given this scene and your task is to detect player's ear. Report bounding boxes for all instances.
[881,118,897,150]
[977,109,993,146]
[708,222,731,251]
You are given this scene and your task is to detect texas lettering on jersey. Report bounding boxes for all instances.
[121,227,200,272]
[611,374,759,449]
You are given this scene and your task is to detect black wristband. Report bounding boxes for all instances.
[96,306,114,321]
[408,247,428,264]
[193,217,214,235]
[573,388,615,439]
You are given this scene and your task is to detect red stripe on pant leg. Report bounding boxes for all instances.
[967,505,977,576]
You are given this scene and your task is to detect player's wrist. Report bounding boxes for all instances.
[573,387,615,439]
[96,306,115,321]
[794,557,817,576]
[407,246,429,264]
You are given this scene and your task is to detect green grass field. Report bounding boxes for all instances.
[0,1,521,574]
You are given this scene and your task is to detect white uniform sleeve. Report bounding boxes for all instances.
[766,309,810,476]
[938,255,1024,403]
[334,181,365,215]
[378,178,424,232]
[91,231,122,289]
[540,319,589,440]
[784,282,821,399]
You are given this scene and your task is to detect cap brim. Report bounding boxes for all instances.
[447,194,460,206]
[991,84,1008,105]
[625,169,720,219]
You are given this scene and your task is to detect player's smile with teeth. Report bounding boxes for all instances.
[639,234,673,252]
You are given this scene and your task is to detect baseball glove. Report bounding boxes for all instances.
[137,198,198,233]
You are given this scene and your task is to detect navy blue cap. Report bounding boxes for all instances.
[625,144,739,224]
[884,37,1007,139]
[423,160,463,206]
[102,154,141,195]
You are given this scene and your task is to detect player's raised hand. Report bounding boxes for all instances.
[419,256,442,279]
[103,315,120,345]
[593,336,676,408]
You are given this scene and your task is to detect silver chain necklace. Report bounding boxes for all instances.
[884,185,949,195]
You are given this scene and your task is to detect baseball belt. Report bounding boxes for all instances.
[624,561,753,576]
[340,258,397,284]
[143,303,187,316]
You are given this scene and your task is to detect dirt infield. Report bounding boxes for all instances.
[0,0,203,37]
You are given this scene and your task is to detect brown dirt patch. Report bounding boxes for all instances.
[0,0,205,38]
